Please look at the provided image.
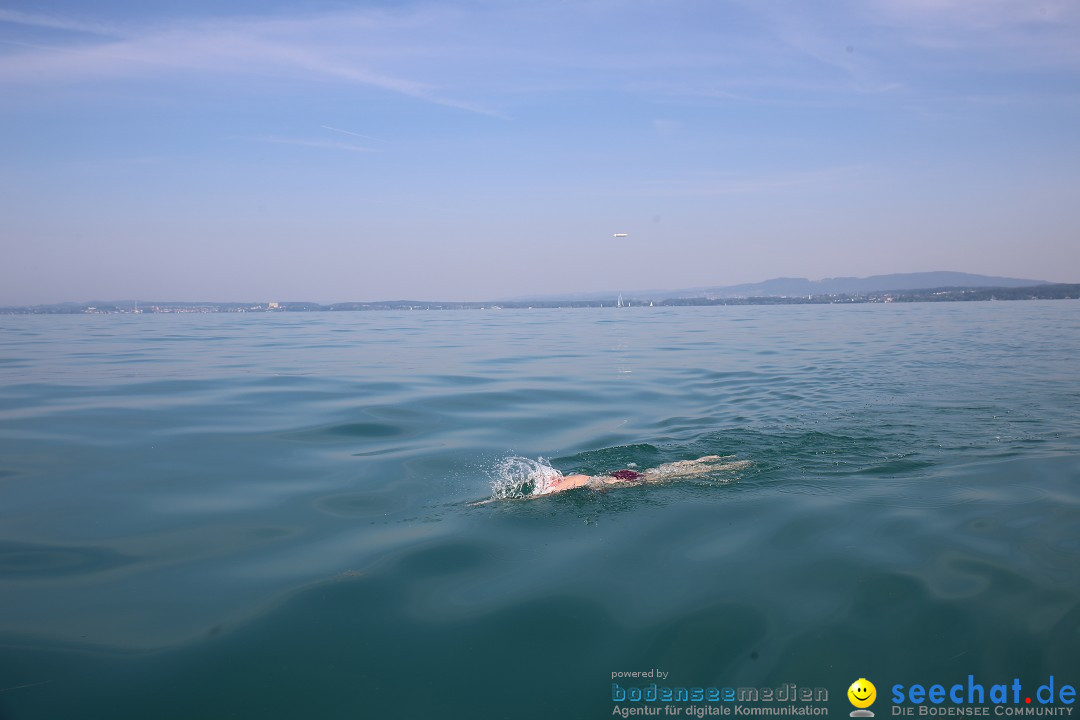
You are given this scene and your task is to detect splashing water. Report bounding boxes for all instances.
[489,456,564,499]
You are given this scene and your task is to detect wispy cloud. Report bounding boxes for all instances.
[0,6,500,115]
[1,0,1076,115]
[320,125,386,143]
[860,0,1080,67]
[0,9,123,37]
[252,135,374,153]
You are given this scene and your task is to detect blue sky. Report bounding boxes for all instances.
[1,0,1078,303]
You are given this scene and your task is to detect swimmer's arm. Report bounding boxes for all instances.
[546,474,591,492]
[552,474,639,490]
[469,473,594,505]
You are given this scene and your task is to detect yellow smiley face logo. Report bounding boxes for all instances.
[848,679,876,708]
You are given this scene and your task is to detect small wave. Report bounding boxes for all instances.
[488,456,563,499]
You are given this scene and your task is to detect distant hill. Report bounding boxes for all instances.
[522,271,1050,302]
[694,272,1049,298]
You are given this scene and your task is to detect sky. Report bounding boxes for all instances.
[1,0,1078,304]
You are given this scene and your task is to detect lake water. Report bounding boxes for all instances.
[1,302,1078,719]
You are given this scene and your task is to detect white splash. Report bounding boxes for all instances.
[489,456,563,499]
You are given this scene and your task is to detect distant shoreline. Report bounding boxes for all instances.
[3,284,1078,314]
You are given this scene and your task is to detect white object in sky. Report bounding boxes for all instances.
[612,233,629,237]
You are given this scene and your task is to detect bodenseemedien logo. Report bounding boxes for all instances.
[849,678,877,717]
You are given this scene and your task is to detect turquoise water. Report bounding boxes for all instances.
[0,303,1078,719]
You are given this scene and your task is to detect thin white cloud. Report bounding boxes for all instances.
[253,135,374,153]
[860,0,1080,66]
[0,1,1076,115]
[0,9,123,37]
[0,6,500,115]
[320,125,387,143]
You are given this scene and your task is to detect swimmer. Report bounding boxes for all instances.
[472,455,750,504]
